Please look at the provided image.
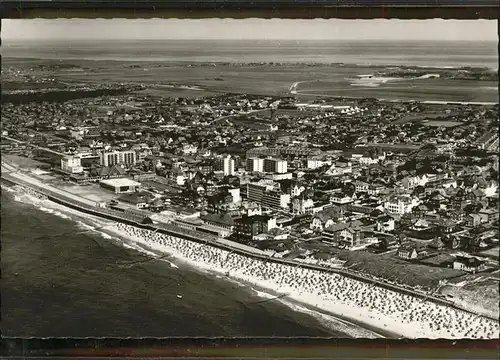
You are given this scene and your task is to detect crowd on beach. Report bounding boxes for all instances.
[114,223,499,339]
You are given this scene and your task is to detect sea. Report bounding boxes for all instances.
[1,39,497,338]
[2,188,353,337]
[2,39,498,69]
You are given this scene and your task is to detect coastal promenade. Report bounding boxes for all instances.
[1,161,497,323]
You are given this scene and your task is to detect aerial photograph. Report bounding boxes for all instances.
[1,18,499,339]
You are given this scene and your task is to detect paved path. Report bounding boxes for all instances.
[2,135,66,156]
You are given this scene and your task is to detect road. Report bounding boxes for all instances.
[2,135,66,157]
[2,160,496,322]
[208,108,270,125]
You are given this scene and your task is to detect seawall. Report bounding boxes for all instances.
[1,172,497,322]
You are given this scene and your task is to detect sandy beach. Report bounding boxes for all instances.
[107,222,500,339]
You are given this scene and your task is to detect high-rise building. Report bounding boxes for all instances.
[261,190,290,210]
[263,158,287,174]
[246,181,289,210]
[223,155,235,176]
[246,157,264,173]
[100,150,137,167]
[61,156,83,174]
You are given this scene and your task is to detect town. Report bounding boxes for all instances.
[1,65,499,320]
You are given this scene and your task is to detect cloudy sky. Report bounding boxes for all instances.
[2,19,497,41]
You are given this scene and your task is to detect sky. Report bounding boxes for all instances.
[2,19,497,41]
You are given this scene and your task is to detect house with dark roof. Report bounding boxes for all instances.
[200,212,236,231]
[310,206,344,232]
[234,214,277,242]
[453,256,486,273]
[466,213,483,228]
[118,192,155,209]
[478,208,499,224]
[322,220,367,249]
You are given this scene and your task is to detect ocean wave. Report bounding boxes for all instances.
[280,300,380,338]
[39,206,55,214]
[105,224,386,338]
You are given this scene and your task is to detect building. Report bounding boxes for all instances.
[247,146,319,159]
[228,187,241,204]
[234,214,277,242]
[246,157,264,173]
[476,132,499,151]
[375,215,396,232]
[384,196,420,215]
[292,197,314,215]
[307,158,329,170]
[397,245,419,260]
[330,192,355,205]
[246,180,276,203]
[322,221,365,249]
[61,155,83,174]
[99,178,141,194]
[100,149,137,167]
[310,206,344,232]
[199,212,235,237]
[118,192,154,209]
[453,256,486,273]
[401,175,428,191]
[478,208,499,224]
[354,181,369,193]
[263,158,288,174]
[182,144,198,155]
[262,190,290,210]
[222,155,235,176]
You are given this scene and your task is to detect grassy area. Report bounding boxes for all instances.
[442,271,500,319]
[5,58,497,102]
[2,154,47,169]
[422,120,464,127]
[331,249,464,288]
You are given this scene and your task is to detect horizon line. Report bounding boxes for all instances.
[4,38,497,42]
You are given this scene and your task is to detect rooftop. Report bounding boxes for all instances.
[100,178,141,187]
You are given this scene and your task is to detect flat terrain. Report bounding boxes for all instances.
[3,58,498,103]
[296,78,498,103]
[2,154,47,168]
[331,249,464,288]
[443,270,500,319]
[56,183,118,203]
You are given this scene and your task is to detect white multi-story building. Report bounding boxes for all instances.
[228,187,241,204]
[100,150,137,167]
[262,190,290,210]
[223,155,235,176]
[263,158,288,174]
[307,158,328,170]
[401,175,428,191]
[384,196,420,215]
[61,156,83,174]
[246,157,264,173]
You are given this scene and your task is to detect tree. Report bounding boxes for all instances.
[343,182,356,197]
[412,185,425,197]
[399,213,414,229]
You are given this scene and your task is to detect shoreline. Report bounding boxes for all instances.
[3,185,386,338]
[103,225,393,339]
[105,222,500,339]
[2,172,499,339]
